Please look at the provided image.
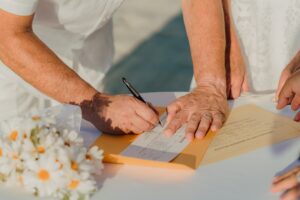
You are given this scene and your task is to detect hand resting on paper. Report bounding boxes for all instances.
[164,84,228,141]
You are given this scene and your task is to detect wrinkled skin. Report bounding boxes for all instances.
[164,83,228,141]
[81,93,159,135]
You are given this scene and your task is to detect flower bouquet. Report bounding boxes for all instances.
[0,105,103,200]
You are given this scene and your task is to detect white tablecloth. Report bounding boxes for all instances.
[1,92,300,200]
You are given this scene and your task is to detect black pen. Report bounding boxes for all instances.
[122,77,162,127]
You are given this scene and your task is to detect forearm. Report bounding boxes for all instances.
[182,0,226,87]
[0,30,97,105]
[222,0,243,65]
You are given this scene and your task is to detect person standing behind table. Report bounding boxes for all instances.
[272,50,300,200]
[165,0,300,139]
[0,0,160,134]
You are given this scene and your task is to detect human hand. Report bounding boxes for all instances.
[164,83,228,141]
[276,51,300,100]
[81,93,159,135]
[277,70,300,121]
[226,42,250,99]
[271,165,300,200]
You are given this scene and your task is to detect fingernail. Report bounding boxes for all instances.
[211,126,218,132]
[196,132,204,139]
[164,129,172,137]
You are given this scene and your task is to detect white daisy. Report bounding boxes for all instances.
[58,146,92,174]
[0,140,24,175]
[23,153,67,197]
[61,129,83,147]
[86,146,104,175]
[63,171,96,200]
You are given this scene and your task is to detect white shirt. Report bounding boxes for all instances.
[0,0,124,120]
[0,0,124,93]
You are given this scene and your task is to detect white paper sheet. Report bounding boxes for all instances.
[121,114,190,162]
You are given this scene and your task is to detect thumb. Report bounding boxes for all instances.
[276,69,292,100]
[277,78,293,109]
[241,73,250,92]
[166,102,181,126]
[230,75,244,99]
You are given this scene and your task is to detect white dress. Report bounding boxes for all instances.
[191,0,300,93]
[231,0,300,92]
[0,0,124,120]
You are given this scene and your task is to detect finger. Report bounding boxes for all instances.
[291,95,300,111]
[146,102,159,115]
[277,79,294,109]
[134,100,159,126]
[185,113,201,141]
[272,173,299,193]
[166,102,181,126]
[211,113,225,132]
[276,69,292,100]
[132,114,155,133]
[294,111,300,122]
[273,167,300,184]
[242,73,250,92]
[231,75,243,99]
[164,110,187,137]
[130,115,154,134]
[281,185,300,200]
[195,113,213,139]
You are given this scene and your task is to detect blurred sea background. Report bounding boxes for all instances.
[103,0,193,94]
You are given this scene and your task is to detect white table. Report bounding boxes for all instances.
[1,92,300,200]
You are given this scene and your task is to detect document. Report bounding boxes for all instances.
[201,104,300,165]
[121,114,190,162]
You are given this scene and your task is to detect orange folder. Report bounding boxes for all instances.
[93,108,216,170]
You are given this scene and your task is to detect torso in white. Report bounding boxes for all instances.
[191,0,300,93]
[231,0,300,92]
[0,0,124,120]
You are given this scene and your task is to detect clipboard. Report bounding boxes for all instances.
[92,108,216,170]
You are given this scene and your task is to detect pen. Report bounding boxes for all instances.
[122,77,162,127]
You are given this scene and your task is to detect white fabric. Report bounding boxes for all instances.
[0,0,38,16]
[0,0,124,120]
[191,0,300,93]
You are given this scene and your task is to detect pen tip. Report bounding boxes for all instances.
[122,77,126,82]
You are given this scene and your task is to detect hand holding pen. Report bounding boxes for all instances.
[122,77,162,127]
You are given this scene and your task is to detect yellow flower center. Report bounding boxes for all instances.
[9,130,18,141]
[69,180,80,189]
[12,153,19,160]
[37,146,45,154]
[32,116,41,121]
[38,169,50,181]
[23,133,27,139]
[71,161,78,171]
[86,154,92,160]
[0,148,2,157]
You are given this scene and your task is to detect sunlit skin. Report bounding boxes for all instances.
[276,51,300,121]
[271,166,300,200]
[0,9,159,135]
[164,0,249,140]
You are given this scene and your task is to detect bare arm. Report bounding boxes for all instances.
[0,9,97,104]
[0,9,159,135]
[165,0,229,140]
[182,0,226,87]
[222,0,249,98]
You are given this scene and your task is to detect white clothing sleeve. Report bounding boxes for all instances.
[0,0,38,16]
